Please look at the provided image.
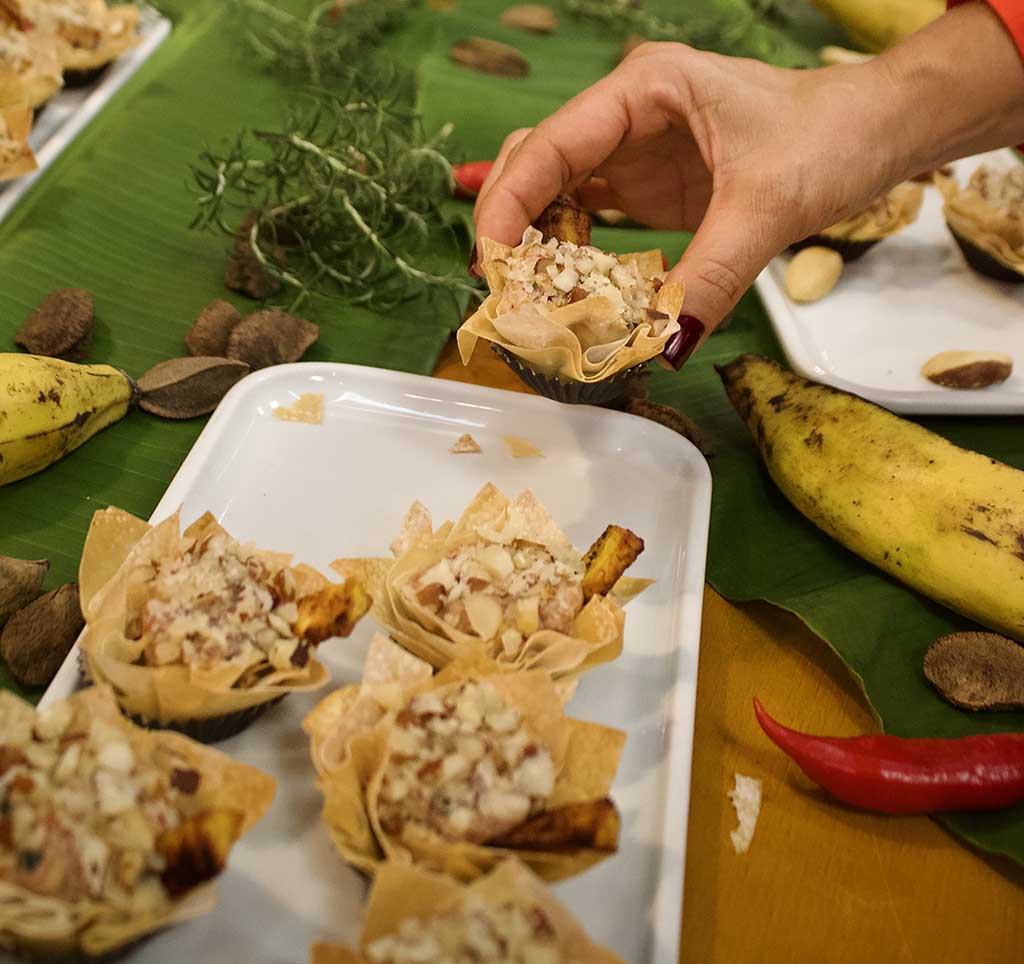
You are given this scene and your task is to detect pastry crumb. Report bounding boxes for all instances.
[273,393,324,424]
[450,433,482,454]
[728,772,762,855]
[503,435,543,459]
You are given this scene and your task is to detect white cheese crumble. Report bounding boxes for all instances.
[727,772,762,855]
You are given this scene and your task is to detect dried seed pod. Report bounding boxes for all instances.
[137,357,251,419]
[226,309,320,370]
[0,583,83,687]
[924,631,1024,711]
[225,211,285,300]
[533,195,592,246]
[501,4,558,33]
[14,288,94,360]
[921,350,1013,389]
[784,246,844,303]
[186,299,243,357]
[626,399,713,457]
[450,37,529,77]
[0,555,49,628]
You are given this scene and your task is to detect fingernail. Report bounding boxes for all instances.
[658,315,705,371]
[468,246,479,277]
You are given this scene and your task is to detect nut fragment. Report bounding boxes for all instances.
[921,350,1013,389]
[0,584,83,687]
[450,37,529,77]
[225,211,285,300]
[14,289,94,360]
[532,195,592,246]
[924,631,1024,710]
[186,299,242,357]
[226,309,320,370]
[137,357,251,419]
[784,246,844,303]
[500,4,557,33]
[0,555,48,628]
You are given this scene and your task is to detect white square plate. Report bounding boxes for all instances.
[40,363,712,964]
[0,8,170,224]
[755,149,1024,415]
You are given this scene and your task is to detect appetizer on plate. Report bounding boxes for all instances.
[310,859,624,964]
[304,640,624,882]
[791,181,924,261]
[78,506,371,742]
[334,484,648,689]
[0,106,34,179]
[1,0,139,79]
[458,197,684,405]
[0,685,275,961]
[937,164,1024,283]
[0,13,62,109]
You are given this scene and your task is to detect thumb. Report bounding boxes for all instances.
[659,193,784,371]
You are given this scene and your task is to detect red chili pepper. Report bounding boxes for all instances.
[753,698,1024,814]
[452,160,494,200]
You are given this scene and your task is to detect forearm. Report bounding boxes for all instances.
[873,1,1024,178]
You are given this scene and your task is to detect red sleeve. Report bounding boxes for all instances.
[948,0,1024,57]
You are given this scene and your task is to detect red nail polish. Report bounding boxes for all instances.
[658,315,705,371]
[468,246,479,277]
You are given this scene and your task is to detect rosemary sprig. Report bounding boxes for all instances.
[191,87,477,312]
[564,0,818,68]
[234,0,416,86]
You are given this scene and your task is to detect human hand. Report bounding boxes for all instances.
[473,41,906,365]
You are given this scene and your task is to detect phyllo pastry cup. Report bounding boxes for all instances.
[0,106,34,180]
[791,181,924,261]
[333,484,649,691]
[310,859,625,964]
[304,642,625,884]
[3,1,139,79]
[937,164,1024,283]
[458,197,683,405]
[78,507,372,742]
[0,17,63,110]
[0,684,275,962]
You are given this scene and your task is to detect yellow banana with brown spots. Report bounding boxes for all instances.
[0,353,134,486]
[718,354,1024,640]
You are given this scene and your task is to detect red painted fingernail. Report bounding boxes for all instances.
[468,246,479,277]
[658,315,705,371]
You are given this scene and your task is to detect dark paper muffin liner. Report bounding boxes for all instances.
[126,696,285,744]
[948,226,1024,284]
[492,346,644,407]
[61,65,110,89]
[789,234,881,263]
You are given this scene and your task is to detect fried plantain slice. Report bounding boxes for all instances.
[489,798,620,854]
[157,809,244,897]
[294,580,373,645]
[532,195,592,246]
[580,525,644,601]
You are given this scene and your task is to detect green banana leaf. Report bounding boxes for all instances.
[3,0,1021,869]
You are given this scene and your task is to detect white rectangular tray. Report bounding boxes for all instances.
[755,149,1024,415]
[40,363,712,964]
[0,7,170,224]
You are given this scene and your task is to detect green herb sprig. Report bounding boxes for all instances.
[191,86,477,312]
[564,0,818,68]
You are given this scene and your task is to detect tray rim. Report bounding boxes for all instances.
[755,147,1024,416]
[41,361,713,964]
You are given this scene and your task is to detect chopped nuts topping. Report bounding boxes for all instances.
[0,697,197,910]
[365,896,566,964]
[498,226,660,335]
[136,530,305,680]
[405,539,585,659]
[377,681,557,845]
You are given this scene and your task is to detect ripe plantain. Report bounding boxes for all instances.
[0,353,135,486]
[718,354,1024,640]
